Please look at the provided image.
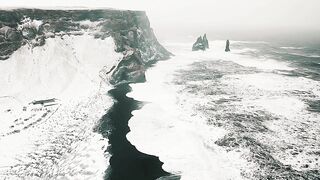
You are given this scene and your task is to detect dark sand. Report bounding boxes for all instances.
[96,84,170,180]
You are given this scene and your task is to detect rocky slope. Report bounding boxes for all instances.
[0,8,172,85]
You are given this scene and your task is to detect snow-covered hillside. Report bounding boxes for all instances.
[0,35,121,104]
[0,8,172,179]
[0,34,122,179]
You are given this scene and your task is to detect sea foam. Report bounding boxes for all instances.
[127,41,320,179]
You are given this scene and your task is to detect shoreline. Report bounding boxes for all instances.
[96,83,172,180]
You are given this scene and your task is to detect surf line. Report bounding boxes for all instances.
[96,83,175,180]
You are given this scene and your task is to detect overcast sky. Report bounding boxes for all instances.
[1,0,320,42]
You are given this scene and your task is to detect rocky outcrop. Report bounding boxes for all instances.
[225,40,230,52]
[192,36,205,51]
[203,34,209,49]
[192,33,209,51]
[0,26,22,60]
[109,50,146,85]
[0,8,172,85]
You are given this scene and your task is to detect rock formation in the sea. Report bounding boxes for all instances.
[192,36,205,51]
[225,40,230,52]
[192,34,209,51]
[0,8,172,85]
[203,34,209,49]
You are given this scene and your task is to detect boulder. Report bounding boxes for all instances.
[225,40,230,52]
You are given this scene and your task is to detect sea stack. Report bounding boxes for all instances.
[203,34,209,49]
[225,40,230,52]
[192,34,209,51]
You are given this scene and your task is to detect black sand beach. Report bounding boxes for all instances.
[96,84,170,180]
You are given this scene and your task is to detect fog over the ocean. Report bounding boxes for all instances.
[1,0,320,42]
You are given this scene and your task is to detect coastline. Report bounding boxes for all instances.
[96,83,173,180]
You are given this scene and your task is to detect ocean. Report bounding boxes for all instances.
[1,39,319,180]
[125,40,320,179]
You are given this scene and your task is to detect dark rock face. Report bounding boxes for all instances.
[192,36,205,51]
[0,26,22,59]
[110,51,146,85]
[203,34,209,49]
[0,8,172,84]
[225,40,230,52]
[192,33,209,51]
[6,28,22,41]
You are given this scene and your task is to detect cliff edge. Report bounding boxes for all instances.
[0,8,172,85]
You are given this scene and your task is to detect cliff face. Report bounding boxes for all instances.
[0,8,172,85]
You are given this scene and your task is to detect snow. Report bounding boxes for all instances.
[280,46,305,50]
[78,20,102,29]
[0,34,122,104]
[0,34,121,179]
[18,17,43,31]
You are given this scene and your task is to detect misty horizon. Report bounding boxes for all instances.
[1,0,320,44]
[152,25,320,45]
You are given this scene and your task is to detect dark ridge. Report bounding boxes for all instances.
[95,84,172,180]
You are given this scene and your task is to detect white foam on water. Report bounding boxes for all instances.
[280,46,305,50]
[254,97,306,118]
[226,73,318,92]
[127,43,252,180]
[289,52,320,58]
[232,40,269,44]
[213,41,294,71]
[165,40,295,71]
[219,67,320,172]
[127,41,320,179]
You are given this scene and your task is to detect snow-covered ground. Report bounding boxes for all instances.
[0,34,121,179]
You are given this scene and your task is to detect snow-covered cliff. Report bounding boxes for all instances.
[0,8,172,113]
[0,8,172,85]
[0,8,171,179]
